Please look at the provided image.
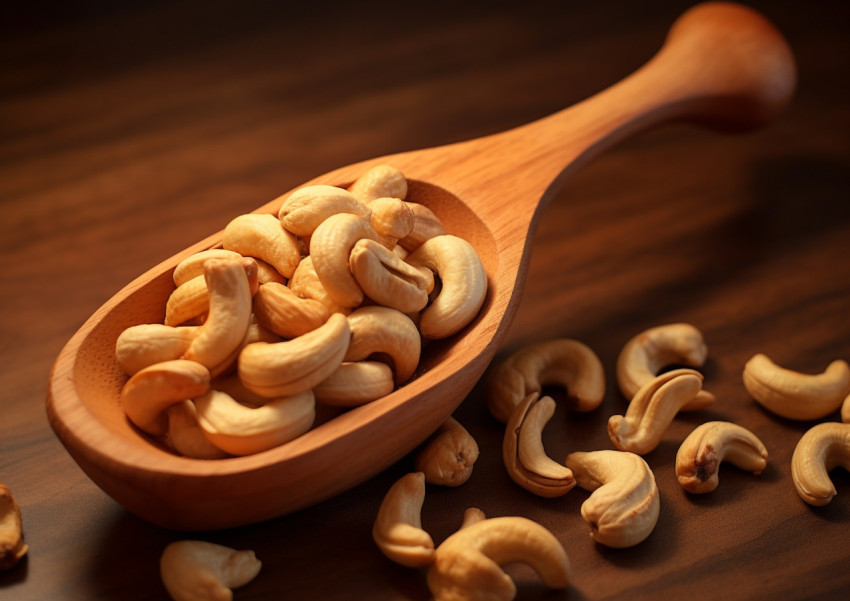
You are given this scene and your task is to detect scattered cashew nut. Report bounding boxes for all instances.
[415,416,479,487]
[160,540,261,601]
[743,353,850,421]
[675,421,768,493]
[372,472,435,568]
[0,484,27,571]
[790,421,850,506]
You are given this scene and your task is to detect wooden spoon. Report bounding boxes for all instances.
[47,2,795,530]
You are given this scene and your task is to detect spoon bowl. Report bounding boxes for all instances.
[47,2,795,530]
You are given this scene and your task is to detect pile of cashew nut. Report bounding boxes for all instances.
[113,164,487,458]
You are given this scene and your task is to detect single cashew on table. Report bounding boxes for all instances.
[790,421,850,506]
[372,472,436,568]
[112,164,487,457]
[160,540,261,601]
[0,484,28,571]
[415,416,480,487]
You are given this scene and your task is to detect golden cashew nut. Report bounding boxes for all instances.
[160,540,261,601]
[608,369,704,455]
[415,416,480,487]
[345,306,421,384]
[120,359,211,436]
[194,389,315,456]
[164,259,259,327]
[313,361,395,407]
[115,324,198,376]
[427,516,571,601]
[348,164,408,203]
[617,323,715,411]
[0,484,28,571]
[843,393,850,424]
[222,212,301,278]
[372,472,435,568]
[349,239,433,314]
[406,234,486,340]
[503,393,575,498]
[791,421,850,506]
[252,281,330,339]
[743,353,850,420]
[564,450,660,548]
[368,196,415,246]
[288,255,350,315]
[398,202,447,253]
[675,421,768,493]
[166,401,230,460]
[459,507,487,529]
[172,249,243,286]
[238,313,350,398]
[486,338,605,424]
[278,184,371,237]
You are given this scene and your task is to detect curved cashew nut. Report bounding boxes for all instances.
[503,393,575,498]
[564,450,660,548]
[675,421,768,493]
[398,202,447,253]
[238,313,350,397]
[427,516,571,601]
[252,281,330,339]
[349,239,433,314]
[348,164,408,203]
[345,306,421,384]
[120,359,211,436]
[194,389,315,456]
[310,212,382,308]
[222,213,301,278]
[313,361,395,407]
[0,484,27,571]
[160,540,261,601]
[278,184,371,237]
[617,323,715,411]
[415,416,480,487]
[791,421,850,506]
[172,249,243,286]
[166,401,230,460]
[288,255,350,315]
[743,353,850,421]
[608,369,704,455]
[406,234,486,340]
[116,324,198,376]
[486,338,605,424]
[372,472,435,568]
[843,393,850,424]
[164,259,259,327]
[368,196,415,246]
[182,258,256,377]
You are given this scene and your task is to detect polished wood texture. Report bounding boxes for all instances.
[2,0,848,599]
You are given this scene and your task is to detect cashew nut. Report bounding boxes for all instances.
[372,472,435,568]
[486,338,605,424]
[398,202,447,253]
[120,359,211,436]
[116,324,198,376]
[348,164,408,203]
[459,507,487,529]
[345,306,421,384]
[608,368,704,455]
[368,196,415,246]
[564,450,660,548]
[743,353,850,421]
[349,239,432,314]
[427,516,571,601]
[503,393,575,498]
[164,259,259,328]
[166,401,230,460]
[312,361,395,407]
[173,249,243,286]
[843,393,850,424]
[790,421,850,506]
[675,421,768,494]
[160,540,261,601]
[406,234,486,339]
[617,323,715,411]
[288,255,349,315]
[238,313,350,397]
[415,416,479,487]
[278,184,371,237]
[252,281,330,339]
[0,484,27,571]
[222,213,301,278]
[194,389,315,456]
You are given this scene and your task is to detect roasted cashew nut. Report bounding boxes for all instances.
[503,393,575,498]
[194,389,316,456]
[427,516,571,601]
[406,234,487,339]
[675,421,768,493]
[164,259,259,327]
[398,202,447,253]
[278,184,371,237]
[348,164,408,203]
[617,323,715,411]
[349,239,432,313]
[160,540,261,601]
[252,281,330,339]
[486,338,605,424]
[313,361,395,407]
[564,450,660,548]
[790,421,850,506]
[0,484,27,571]
[222,212,301,278]
[238,313,350,398]
[120,359,211,436]
[367,196,415,247]
[415,416,479,487]
[459,507,487,530]
[288,255,350,315]
[115,324,197,376]
[372,472,435,568]
[166,401,230,460]
[743,353,850,421]
[173,249,244,286]
[608,368,704,455]
[345,306,421,384]
[843,393,850,424]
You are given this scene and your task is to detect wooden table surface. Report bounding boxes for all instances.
[2,1,848,599]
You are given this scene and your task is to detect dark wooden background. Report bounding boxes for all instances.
[2,1,848,599]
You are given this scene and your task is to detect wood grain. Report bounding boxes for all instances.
[2,1,848,599]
